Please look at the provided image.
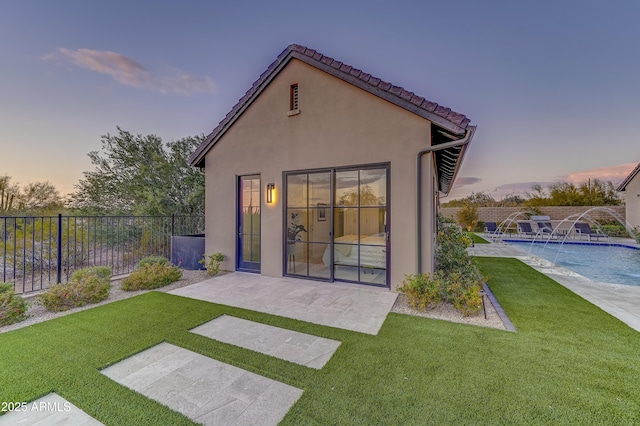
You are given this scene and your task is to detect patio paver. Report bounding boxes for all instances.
[170,273,398,335]
[101,342,302,426]
[0,393,103,426]
[191,315,341,369]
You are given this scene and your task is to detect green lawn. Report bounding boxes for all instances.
[470,231,489,244]
[1,258,638,424]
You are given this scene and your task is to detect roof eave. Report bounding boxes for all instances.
[189,50,295,168]
[437,125,476,194]
[617,162,640,191]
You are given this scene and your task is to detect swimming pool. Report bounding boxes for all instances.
[505,241,640,286]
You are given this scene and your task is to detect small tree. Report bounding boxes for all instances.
[457,203,478,231]
[0,176,18,214]
[17,182,63,212]
[70,127,205,216]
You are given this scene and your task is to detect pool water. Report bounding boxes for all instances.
[506,241,640,286]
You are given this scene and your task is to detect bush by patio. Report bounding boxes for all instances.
[200,252,224,276]
[399,271,483,316]
[0,283,29,326]
[121,259,182,291]
[39,267,112,312]
[399,216,484,316]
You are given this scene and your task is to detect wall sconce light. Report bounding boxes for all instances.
[266,183,275,203]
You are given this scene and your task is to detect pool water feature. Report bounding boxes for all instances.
[505,241,640,286]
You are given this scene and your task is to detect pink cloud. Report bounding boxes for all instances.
[562,162,637,185]
[46,48,215,95]
[58,48,150,88]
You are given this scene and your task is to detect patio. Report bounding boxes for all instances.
[169,272,398,335]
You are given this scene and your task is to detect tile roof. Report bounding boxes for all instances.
[617,162,640,191]
[189,44,472,168]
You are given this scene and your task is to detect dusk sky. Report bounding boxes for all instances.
[1,1,639,201]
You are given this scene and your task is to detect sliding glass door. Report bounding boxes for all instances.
[333,167,387,285]
[286,171,332,279]
[285,165,388,286]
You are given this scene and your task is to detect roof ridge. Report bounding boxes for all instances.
[617,162,640,191]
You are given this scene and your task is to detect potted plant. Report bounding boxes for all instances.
[287,211,307,256]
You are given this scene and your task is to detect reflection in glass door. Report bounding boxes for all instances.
[238,175,260,272]
[285,166,388,286]
[286,171,332,279]
[334,168,387,285]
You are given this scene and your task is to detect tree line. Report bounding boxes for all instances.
[442,179,623,208]
[2,127,205,217]
[1,177,64,214]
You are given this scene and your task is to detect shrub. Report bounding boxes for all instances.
[137,256,169,268]
[445,273,484,317]
[200,252,225,276]
[72,266,112,282]
[399,271,484,317]
[121,262,182,291]
[436,217,474,276]
[38,267,111,312]
[398,216,485,316]
[398,273,445,311]
[456,203,478,232]
[0,283,29,326]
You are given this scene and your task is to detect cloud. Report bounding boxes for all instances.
[562,162,637,185]
[451,177,482,188]
[492,182,553,198]
[45,48,215,95]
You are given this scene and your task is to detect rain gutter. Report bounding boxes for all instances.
[416,125,476,273]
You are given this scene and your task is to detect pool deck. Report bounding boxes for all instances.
[469,237,640,333]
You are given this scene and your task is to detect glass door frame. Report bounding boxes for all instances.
[236,174,261,273]
[282,162,390,287]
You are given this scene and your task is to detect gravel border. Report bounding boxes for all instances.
[391,289,508,330]
[3,271,509,333]
[0,269,212,334]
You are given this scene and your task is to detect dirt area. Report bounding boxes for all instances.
[2,270,507,333]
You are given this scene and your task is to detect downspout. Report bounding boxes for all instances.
[416,126,475,273]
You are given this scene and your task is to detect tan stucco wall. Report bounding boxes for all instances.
[204,58,436,290]
[625,175,640,228]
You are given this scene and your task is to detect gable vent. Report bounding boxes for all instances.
[290,84,299,111]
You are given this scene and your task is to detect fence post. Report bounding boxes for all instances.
[171,214,175,236]
[56,214,63,283]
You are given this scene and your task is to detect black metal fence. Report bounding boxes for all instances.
[1,215,204,294]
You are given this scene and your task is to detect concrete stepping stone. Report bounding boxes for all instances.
[0,392,102,425]
[191,315,341,369]
[101,342,302,426]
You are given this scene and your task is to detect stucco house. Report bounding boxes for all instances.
[617,163,640,228]
[189,44,475,291]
